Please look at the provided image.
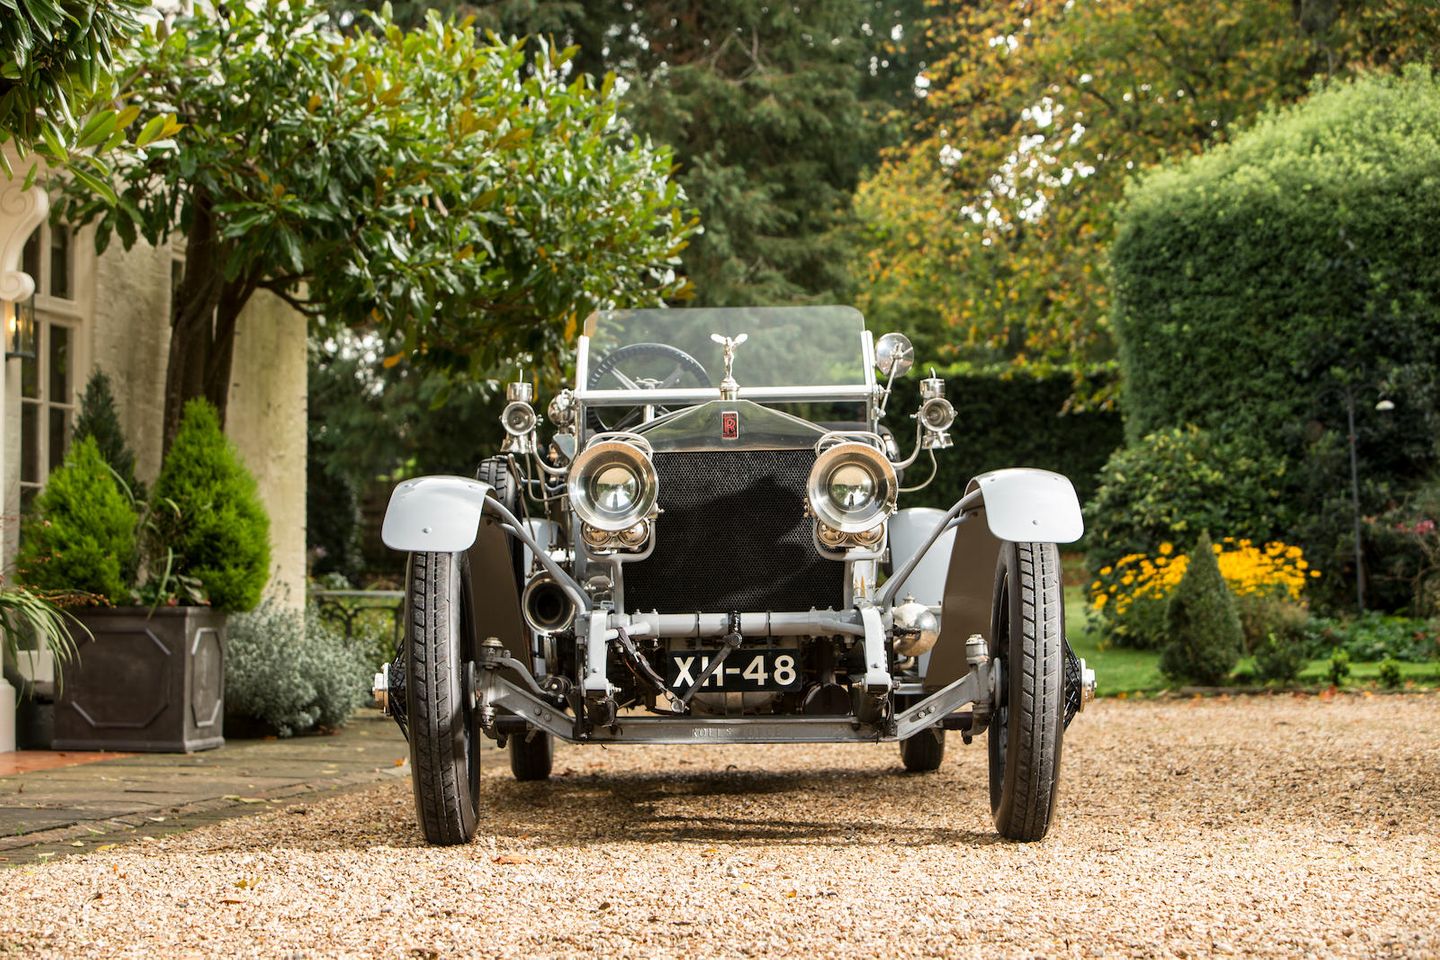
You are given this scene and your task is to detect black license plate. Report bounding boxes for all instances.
[666,648,803,693]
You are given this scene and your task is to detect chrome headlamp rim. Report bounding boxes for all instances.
[806,441,898,534]
[567,439,658,532]
[501,400,537,437]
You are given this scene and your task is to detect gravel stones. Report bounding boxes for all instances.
[1,693,1436,958]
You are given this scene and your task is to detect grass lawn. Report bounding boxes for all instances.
[1061,584,1440,695]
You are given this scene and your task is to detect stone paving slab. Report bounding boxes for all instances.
[0,709,410,866]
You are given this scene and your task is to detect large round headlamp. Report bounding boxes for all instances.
[568,440,658,532]
[806,442,897,534]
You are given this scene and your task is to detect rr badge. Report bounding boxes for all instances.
[720,410,740,440]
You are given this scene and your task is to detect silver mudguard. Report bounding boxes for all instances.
[381,475,495,553]
[921,468,1083,691]
[968,468,1083,543]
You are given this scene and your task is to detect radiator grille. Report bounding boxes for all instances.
[623,449,845,614]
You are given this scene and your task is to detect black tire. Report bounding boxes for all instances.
[987,541,1066,842]
[509,730,555,781]
[406,550,481,845]
[898,728,945,772]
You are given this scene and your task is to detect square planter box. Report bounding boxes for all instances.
[53,606,226,753]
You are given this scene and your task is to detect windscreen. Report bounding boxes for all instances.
[582,306,869,391]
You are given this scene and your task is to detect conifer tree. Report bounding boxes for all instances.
[1160,532,1244,686]
[73,369,144,501]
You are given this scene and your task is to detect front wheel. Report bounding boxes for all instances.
[509,730,554,781]
[898,728,945,772]
[405,550,481,845]
[987,541,1066,841]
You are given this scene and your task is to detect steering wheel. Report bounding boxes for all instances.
[586,342,712,432]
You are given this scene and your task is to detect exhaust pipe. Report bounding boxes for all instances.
[522,573,577,634]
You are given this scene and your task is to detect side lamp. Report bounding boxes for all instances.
[5,296,36,360]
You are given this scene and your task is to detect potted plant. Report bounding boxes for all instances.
[0,585,84,752]
[17,398,271,752]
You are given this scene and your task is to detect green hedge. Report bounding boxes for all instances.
[886,369,1122,509]
[1109,68,1440,611]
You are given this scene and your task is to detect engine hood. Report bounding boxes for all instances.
[634,400,825,453]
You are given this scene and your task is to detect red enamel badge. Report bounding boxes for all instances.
[720,411,739,439]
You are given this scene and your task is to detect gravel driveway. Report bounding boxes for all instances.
[1,694,1437,958]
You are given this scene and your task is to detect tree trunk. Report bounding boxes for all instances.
[162,190,258,452]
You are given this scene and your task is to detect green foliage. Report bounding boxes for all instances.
[1253,630,1306,685]
[54,3,696,440]
[439,0,921,307]
[1306,613,1439,664]
[1377,657,1403,689]
[1110,70,1440,612]
[225,600,372,737]
[1371,475,1440,615]
[150,400,270,613]
[854,0,1440,387]
[0,0,153,185]
[1326,648,1352,688]
[887,368,1122,508]
[1085,426,1290,578]
[1160,533,1244,686]
[16,437,138,603]
[0,587,82,679]
[72,369,143,501]
[1234,595,1310,655]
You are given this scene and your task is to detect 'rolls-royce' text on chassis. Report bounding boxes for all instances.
[377,306,1095,845]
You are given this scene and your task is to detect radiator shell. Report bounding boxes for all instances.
[622,449,846,614]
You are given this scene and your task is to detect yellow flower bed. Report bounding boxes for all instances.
[1091,538,1319,617]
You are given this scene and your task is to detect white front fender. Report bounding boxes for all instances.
[968,468,1084,544]
[381,476,496,553]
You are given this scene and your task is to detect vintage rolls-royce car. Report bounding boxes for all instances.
[378,305,1094,845]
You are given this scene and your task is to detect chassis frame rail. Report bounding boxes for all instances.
[478,655,992,745]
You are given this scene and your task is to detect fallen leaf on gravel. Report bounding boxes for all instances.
[393,759,405,767]
[786,890,798,898]
[494,854,531,865]
[94,844,117,852]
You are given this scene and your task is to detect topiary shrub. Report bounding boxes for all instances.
[149,399,270,612]
[224,600,373,737]
[72,369,144,502]
[1160,532,1244,686]
[1085,426,1290,578]
[16,437,139,603]
[1377,658,1403,690]
[1109,68,1440,613]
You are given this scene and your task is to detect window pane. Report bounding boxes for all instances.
[22,229,40,285]
[49,226,72,299]
[49,323,71,403]
[19,346,37,399]
[20,403,38,484]
[48,407,70,472]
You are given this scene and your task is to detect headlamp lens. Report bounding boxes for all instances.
[590,464,639,514]
[828,463,877,512]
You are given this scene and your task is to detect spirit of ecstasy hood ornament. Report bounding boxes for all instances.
[710,332,748,400]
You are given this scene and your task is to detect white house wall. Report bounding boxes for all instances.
[88,240,309,607]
